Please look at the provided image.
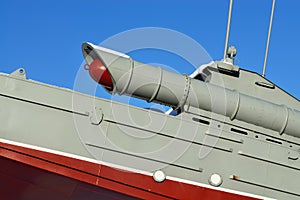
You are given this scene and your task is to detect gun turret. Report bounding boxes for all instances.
[82,42,300,138]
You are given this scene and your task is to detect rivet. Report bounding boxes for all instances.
[153,170,166,183]
[209,173,222,187]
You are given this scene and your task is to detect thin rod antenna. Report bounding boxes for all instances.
[223,0,233,60]
[262,0,276,77]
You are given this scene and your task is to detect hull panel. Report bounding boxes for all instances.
[0,139,263,200]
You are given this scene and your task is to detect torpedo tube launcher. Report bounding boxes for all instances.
[82,42,300,138]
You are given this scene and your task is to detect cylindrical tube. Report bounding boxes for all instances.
[82,42,300,138]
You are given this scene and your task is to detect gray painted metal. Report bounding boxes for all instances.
[0,42,300,199]
[82,42,300,138]
[262,0,276,77]
[223,0,234,61]
[1,67,300,200]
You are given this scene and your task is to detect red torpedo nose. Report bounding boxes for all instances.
[85,59,113,89]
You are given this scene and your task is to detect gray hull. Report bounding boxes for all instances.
[1,63,300,199]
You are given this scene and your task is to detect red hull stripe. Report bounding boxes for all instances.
[0,156,140,200]
[0,139,268,200]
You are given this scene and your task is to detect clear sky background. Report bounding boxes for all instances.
[1,0,299,101]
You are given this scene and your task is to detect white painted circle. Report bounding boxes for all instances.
[153,170,166,183]
[209,173,222,187]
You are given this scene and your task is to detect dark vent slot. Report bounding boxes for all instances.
[192,117,210,125]
[266,138,282,145]
[230,128,248,135]
[255,81,275,89]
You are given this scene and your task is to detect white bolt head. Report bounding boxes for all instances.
[209,173,223,187]
[153,170,166,183]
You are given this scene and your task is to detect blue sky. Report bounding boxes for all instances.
[1,0,299,101]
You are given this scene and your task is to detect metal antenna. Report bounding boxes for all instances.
[223,0,233,61]
[262,0,276,77]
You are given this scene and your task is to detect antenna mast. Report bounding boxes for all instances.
[223,0,233,61]
[262,0,276,77]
